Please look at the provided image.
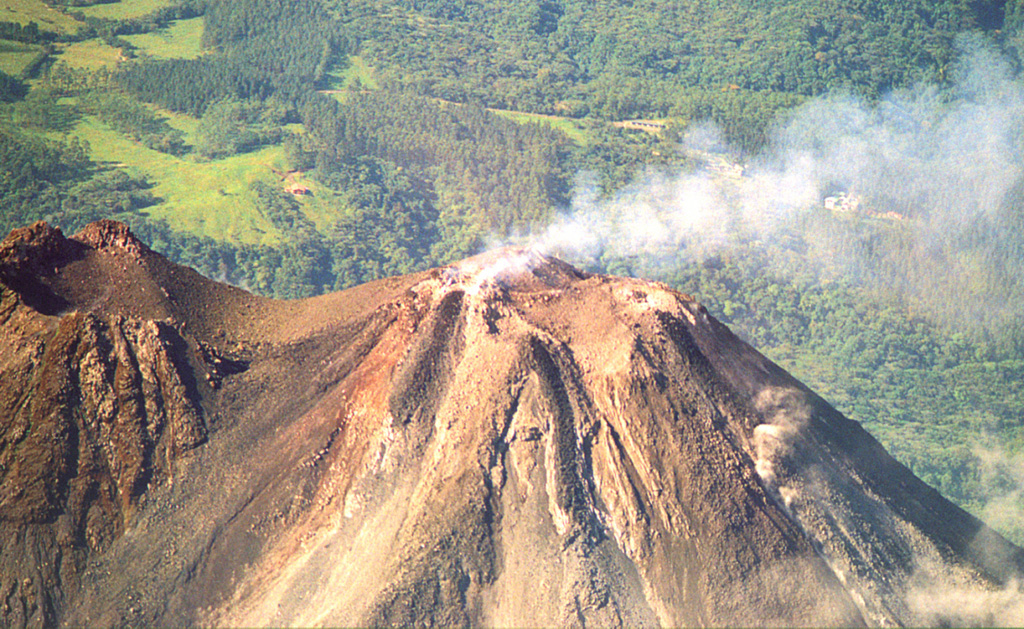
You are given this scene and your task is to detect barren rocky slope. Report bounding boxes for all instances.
[1,220,1022,627]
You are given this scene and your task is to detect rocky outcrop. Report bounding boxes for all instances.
[0,222,74,278]
[0,223,205,627]
[70,220,151,258]
[1,223,1022,627]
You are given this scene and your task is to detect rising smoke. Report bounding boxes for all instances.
[749,385,1024,627]
[518,36,1024,340]
[975,445,1024,544]
[484,35,1024,613]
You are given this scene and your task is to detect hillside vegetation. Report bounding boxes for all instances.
[1,0,1024,543]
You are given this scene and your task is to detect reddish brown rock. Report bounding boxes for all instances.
[70,219,151,258]
[0,223,1021,627]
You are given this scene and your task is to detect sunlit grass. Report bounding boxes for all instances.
[124,16,204,59]
[0,0,82,34]
[77,0,174,20]
[153,105,200,141]
[0,39,40,75]
[325,55,379,90]
[74,116,280,244]
[58,39,121,71]
[71,116,348,244]
[489,109,590,145]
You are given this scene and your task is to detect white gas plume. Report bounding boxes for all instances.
[974,445,1024,545]
[475,39,1024,617]
[907,563,1024,627]
[502,37,1024,336]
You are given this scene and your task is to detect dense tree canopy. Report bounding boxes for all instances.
[332,0,1009,109]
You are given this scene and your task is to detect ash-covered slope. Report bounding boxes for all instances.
[1,220,1022,627]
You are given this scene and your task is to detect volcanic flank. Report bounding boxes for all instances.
[1,220,1022,627]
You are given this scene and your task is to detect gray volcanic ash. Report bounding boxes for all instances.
[0,221,1021,627]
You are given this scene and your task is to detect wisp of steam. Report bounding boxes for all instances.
[500,37,1024,340]
[474,36,1024,623]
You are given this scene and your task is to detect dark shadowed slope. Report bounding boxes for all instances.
[1,221,1022,627]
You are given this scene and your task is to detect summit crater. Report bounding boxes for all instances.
[0,221,1021,627]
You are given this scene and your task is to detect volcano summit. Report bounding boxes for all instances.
[0,220,1022,627]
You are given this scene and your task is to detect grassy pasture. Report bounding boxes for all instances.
[324,55,379,90]
[74,115,283,244]
[0,0,81,33]
[489,109,589,145]
[124,16,204,59]
[71,116,347,244]
[77,0,174,20]
[0,39,40,75]
[58,39,121,70]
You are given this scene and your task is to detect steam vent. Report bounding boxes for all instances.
[1,220,1022,627]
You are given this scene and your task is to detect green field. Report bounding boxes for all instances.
[323,58,589,147]
[70,116,347,245]
[154,105,199,139]
[124,16,204,59]
[489,109,589,145]
[0,0,81,33]
[77,0,175,20]
[58,39,122,70]
[0,39,40,75]
[325,55,379,90]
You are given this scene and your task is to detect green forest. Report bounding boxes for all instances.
[2,0,1024,543]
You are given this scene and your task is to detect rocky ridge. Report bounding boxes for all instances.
[0,221,1022,627]
[0,222,208,626]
